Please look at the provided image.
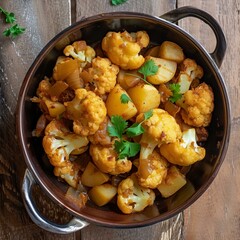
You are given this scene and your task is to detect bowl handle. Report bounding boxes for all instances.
[22,169,89,234]
[160,6,226,67]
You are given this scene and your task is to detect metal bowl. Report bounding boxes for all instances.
[16,7,231,234]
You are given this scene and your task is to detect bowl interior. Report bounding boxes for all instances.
[17,12,230,228]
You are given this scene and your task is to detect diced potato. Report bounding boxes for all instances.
[53,58,79,81]
[159,41,185,63]
[146,56,177,84]
[81,161,109,187]
[88,183,117,206]
[44,99,66,117]
[127,83,161,113]
[145,45,160,57]
[157,166,187,198]
[117,69,141,90]
[106,84,138,120]
[177,72,192,94]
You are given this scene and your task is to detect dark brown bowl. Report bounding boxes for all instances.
[16,7,231,232]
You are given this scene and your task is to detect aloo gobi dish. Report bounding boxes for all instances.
[31,30,214,214]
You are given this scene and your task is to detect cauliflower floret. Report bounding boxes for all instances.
[160,128,206,166]
[136,150,168,189]
[65,88,107,136]
[136,108,182,160]
[63,40,95,67]
[36,77,52,98]
[42,119,89,167]
[82,57,119,95]
[179,82,214,127]
[176,58,204,94]
[102,31,149,70]
[117,174,155,214]
[89,144,132,175]
[88,117,112,146]
[54,161,81,188]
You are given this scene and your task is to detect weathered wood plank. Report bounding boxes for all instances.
[76,0,176,19]
[75,1,184,240]
[0,1,77,239]
[177,1,240,239]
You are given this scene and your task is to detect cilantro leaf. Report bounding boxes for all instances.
[126,123,144,137]
[107,115,128,138]
[138,59,158,80]
[115,140,140,159]
[120,93,131,104]
[3,24,25,38]
[111,0,128,6]
[0,7,16,24]
[143,109,153,120]
[168,83,182,103]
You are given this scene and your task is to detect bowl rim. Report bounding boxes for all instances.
[16,11,231,228]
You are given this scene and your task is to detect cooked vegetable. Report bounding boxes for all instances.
[158,41,185,63]
[160,128,206,166]
[42,119,89,167]
[106,84,137,120]
[117,174,155,214]
[32,29,214,214]
[81,57,119,95]
[136,150,168,189]
[88,183,117,206]
[102,30,149,70]
[127,83,161,113]
[145,56,177,84]
[65,88,107,136]
[89,144,132,175]
[81,161,109,187]
[177,82,214,127]
[157,166,187,198]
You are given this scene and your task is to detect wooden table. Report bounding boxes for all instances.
[0,1,238,239]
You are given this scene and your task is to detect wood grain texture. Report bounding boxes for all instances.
[177,1,240,240]
[0,1,76,239]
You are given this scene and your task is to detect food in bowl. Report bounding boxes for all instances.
[30,30,214,214]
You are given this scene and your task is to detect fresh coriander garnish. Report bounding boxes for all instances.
[3,24,25,38]
[107,115,128,139]
[107,110,153,159]
[120,93,131,104]
[111,0,128,6]
[114,140,140,159]
[168,83,182,103]
[126,109,153,137]
[127,59,159,86]
[0,7,16,23]
[138,59,158,80]
[0,6,25,38]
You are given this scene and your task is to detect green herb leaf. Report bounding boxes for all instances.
[120,93,131,104]
[114,140,140,159]
[111,0,128,6]
[126,123,144,137]
[143,109,153,120]
[0,7,16,24]
[168,83,182,103]
[138,59,158,80]
[3,24,25,38]
[107,115,128,138]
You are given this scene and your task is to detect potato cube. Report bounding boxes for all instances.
[81,161,109,187]
[106,84,138,120]
[88,183,117,206]
[157,166,186,198]
[146,56,177,84]
[159,41,185,63]
[127,83,161,113]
